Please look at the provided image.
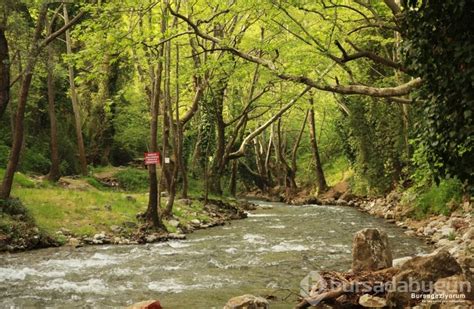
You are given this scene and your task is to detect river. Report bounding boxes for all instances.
[0,202,431,308]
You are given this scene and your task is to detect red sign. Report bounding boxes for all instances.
[144,152,161,165]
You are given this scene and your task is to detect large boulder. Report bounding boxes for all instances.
[352,228,393,272]
[223,294,269,309]
[387,249,463,306]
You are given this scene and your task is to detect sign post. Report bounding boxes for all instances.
[144,152,161,165]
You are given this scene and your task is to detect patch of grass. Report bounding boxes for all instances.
[447,231,456,241]
[0,198,54,249]
[90,165,117,174]
[0,168,36,188]
[410,178,462,219]
[169,198,210,226]
[115,168,148,192]
[323,156,352,186]
[84,177,107,190]
[13,186,147,236]
[3,171,223,242]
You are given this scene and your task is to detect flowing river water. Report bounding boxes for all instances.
[0,202,431,308]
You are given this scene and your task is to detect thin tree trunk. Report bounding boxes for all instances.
[290,110,309,176]
[276,118,297,196]
[308,97,328,193]
[0,27,9,119]
[46,43,60,181]
[264,126,274,185]
[204,143,210,205]
[64,5,87,176]
[229,160,238,196]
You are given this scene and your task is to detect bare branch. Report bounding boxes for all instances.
[322,0,371,22]
[347,22,398,35]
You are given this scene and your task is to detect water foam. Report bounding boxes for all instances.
[243,234,267,244]
[268,225,286,229]
[38,278,110,294]
[271,242,308,252]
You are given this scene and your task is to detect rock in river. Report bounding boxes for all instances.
[223,294,269,309]
[352,228,392,272]
[127,300,162,309]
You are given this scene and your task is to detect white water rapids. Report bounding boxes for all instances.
[0,202,430,308]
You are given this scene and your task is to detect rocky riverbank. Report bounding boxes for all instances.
[244,184,473,307]
[254,183,473,276]
[293,228,473,308]
[218,228,473,309]
[328,191,473,280]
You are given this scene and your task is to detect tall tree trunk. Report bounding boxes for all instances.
[0,67,34,199]
[145,3,166,230]
[209,79,228,196]
[275,118,297,197]
[64,5,87,176]
[164,38,178,217]
[0,27,9,119]
[308,97,328,193]
[173,44,187,199]
[0,5,47,200]
[46,43,60,181]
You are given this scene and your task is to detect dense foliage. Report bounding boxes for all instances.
[403,0,474,189]
[0,0,470,218]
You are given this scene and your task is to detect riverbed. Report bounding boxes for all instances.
[0,202,431,308]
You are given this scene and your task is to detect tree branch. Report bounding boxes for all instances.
[39,10,85,49]
[169,5,423,98]
[228,86,311,159]
[335,39,407,72]
[383,0,401,15]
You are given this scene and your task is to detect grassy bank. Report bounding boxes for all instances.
[0,167,217,248]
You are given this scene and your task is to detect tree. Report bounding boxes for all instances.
[168,2,422,99]
[0,26,9,118]
[63,4,88,176]
[0,2,84,200]
[45,13,60,181]
[308,96,328,193]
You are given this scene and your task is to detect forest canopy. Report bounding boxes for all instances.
[0,0,472,226]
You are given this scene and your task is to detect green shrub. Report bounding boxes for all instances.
[0,144,9,167]
[0,198,33,223]
[115,168,148,192]
[84,177,107,190]
[0,168,35,188]
[20,149,50,175]
[413,178,462,218]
